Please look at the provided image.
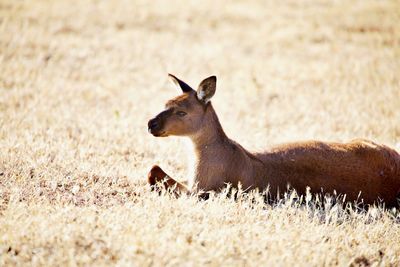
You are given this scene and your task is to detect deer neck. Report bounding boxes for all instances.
[189,104,227,154]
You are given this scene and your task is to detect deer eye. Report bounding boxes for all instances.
[176,111,187,117]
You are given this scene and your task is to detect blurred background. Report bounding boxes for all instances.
[0,0,400,180]
[1,0,400,182]
[2,0,399,178]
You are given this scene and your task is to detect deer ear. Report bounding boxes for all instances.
[168,74,193,93]
[197,76,216,104]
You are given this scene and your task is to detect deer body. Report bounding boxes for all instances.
[147,75,400,206]
[259,140,400,205]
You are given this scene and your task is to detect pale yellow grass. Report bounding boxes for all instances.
[1,0,400,266]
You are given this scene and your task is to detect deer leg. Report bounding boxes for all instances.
[147,165,188,195]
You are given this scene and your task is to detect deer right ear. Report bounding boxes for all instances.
[168,74,193,93]
[197,76,216,104]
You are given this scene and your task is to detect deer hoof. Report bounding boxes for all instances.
[148,165,167,186]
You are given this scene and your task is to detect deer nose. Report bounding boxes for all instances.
[148,118,159,132]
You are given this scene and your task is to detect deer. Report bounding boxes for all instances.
[147,74,400,207]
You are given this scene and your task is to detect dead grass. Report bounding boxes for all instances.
[1,0,400,266]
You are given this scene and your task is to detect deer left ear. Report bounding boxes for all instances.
[168,73,193,93]
[197,76,216,104]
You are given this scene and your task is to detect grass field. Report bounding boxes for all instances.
[1,0,400,266]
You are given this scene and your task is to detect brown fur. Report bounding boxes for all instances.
[147,75,400,206]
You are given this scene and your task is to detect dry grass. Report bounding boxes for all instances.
[1,0,400,266]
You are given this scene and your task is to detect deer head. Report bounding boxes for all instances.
[148,74,217,137]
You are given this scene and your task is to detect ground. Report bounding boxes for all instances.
[1,0,400,266]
